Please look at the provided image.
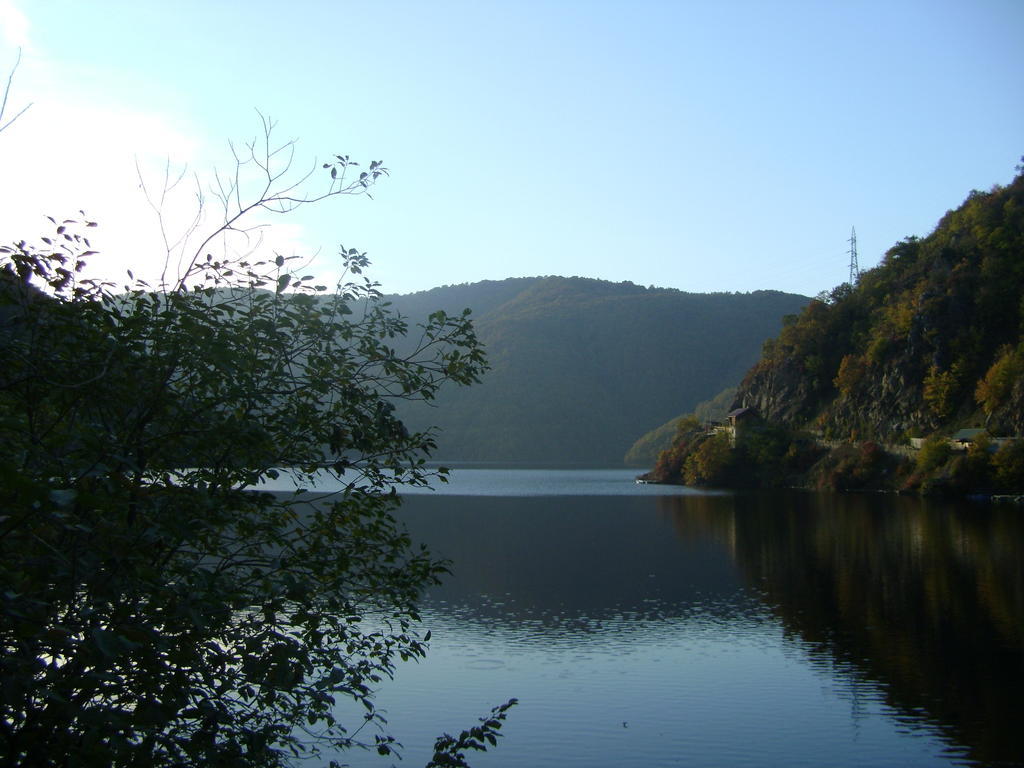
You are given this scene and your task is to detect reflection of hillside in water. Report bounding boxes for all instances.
[397,491,1024,764]
[397,494,759,642]
[704,491,1024,767]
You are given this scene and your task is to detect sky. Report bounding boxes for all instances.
[1,0,1022,298]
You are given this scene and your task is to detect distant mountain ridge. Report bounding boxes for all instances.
[386,276,808,465]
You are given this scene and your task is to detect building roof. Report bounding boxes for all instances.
[727,407,754,419]
[952,428,986,442]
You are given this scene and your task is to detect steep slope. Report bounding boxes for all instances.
[733,169,1024,440]
[390,277,807,464]
[646,163,1024,494]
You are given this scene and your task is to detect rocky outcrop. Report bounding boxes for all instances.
[732,356,819,428]
[820,358,934,440]
[985,377,1024,437]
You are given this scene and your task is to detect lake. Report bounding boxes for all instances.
[321,468,1024,768]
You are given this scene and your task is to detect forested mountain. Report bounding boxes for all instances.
[735,168,1024,439]
[386,277,807,464]
[648,163,1024,493]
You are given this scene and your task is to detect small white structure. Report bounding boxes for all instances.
[949,428,987,452]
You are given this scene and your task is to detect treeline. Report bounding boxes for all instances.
[648,161,1024,494]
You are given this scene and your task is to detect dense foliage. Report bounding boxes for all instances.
[0,133,511,765]
[650,161,1024,493]
[646,414,823,489]
[392,277,807,464]
[743,164,1024,440]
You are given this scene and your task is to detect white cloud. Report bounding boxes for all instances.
[0,86,324,288]
[0,6,342,291]
[0,0,30,51]
[0,94,203,283]
[0,1,379,292]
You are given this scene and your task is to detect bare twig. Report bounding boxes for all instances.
[132,110,388,293]
[0,48,33,135]
[135,156,204,288]
[178,112,387,290]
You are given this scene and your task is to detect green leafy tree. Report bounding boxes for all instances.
[646,415,703,482]
[975,344,1024,415]
[683,432,735,486]
[736,423,797,487]
[992,440,1024,490]
[0,124,511,766]
[833,353,867,396]
[922,364,963,420]
[916,435,952,475]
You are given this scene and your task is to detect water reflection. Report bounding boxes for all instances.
[690,492,1024,767]
[400,495,759,631]
[391,491,1023,766]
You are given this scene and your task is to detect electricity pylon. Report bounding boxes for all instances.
[848,227,859,285]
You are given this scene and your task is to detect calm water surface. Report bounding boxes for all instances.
[327,469,1024,768]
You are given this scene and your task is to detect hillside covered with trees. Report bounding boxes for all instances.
[648,163,1024,494]
[388,278,808,465]
[624,386,736,467]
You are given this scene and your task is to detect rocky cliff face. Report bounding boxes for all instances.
[733,356,818,428]
[987,378,1024,436]
[823,360,932,439]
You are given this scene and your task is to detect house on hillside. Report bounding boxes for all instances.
[950,428,987,451]
[724,407,757,447]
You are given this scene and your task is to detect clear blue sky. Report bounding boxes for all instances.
[1,0,1021,297]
